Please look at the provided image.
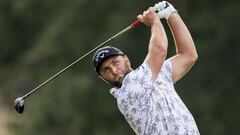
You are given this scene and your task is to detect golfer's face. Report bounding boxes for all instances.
[99,55,131,87]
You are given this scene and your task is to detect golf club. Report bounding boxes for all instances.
[14,20,142,114]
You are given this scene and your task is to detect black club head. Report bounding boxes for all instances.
[14,97,24,114]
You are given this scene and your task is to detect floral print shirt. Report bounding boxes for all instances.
[110,60,200,135]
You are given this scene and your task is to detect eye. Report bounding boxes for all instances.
[113,60,119,65]
[100,67,109,74]
[103,68,109,74]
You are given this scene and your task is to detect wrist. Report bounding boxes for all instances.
[164,8,178,20]
[167,12,179,22]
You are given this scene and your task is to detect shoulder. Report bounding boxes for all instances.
[110,63,152,97]
[124,62,152,83]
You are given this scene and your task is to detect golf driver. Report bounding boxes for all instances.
[14,20,142,114]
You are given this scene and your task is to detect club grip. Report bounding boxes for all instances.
[130,8,160,29]
[130,20,141,29]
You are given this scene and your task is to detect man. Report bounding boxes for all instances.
[93,1,199,135]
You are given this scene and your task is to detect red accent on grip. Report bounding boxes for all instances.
[130,20,141,29]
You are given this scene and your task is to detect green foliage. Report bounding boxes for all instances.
[1,0,239,135]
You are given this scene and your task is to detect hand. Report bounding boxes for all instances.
[153,1,177,20]
[137,7,160,27]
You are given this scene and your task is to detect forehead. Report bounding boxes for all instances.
[101,55,123,67]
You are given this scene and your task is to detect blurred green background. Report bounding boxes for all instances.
[0,0,239,134]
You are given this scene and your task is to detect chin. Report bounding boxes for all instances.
[110,73,127,88]
[111,81,122,88]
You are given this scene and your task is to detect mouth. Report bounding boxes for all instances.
[109,75,126,88]
[114,75,124,82]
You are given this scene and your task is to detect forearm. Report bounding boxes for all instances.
[168,12,198,59]
[149,21,168,54]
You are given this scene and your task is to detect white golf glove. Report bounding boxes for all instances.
[153,1,177,20]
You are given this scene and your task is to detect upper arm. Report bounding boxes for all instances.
[169,54,198,83]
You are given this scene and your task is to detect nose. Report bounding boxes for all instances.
[111,66,118,76]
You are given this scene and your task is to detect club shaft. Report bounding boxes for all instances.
[21,20,142,99]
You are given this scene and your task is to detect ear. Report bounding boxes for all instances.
[124,55,131,67]
[98,75,110,85]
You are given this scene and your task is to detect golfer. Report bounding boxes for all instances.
[93,1,200,134]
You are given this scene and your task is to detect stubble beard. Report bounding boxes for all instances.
[108,65,132,88]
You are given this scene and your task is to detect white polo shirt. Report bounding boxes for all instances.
[110,60,200,135]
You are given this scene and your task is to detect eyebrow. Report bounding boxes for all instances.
[101,56,119,70]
